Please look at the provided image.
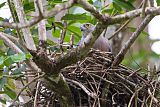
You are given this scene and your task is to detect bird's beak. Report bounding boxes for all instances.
[80,26,84,31]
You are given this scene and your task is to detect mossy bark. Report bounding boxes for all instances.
[44,74,74,107]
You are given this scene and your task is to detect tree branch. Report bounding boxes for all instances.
[1,1,160,30]
[148,0,155,7]
[76,0,159,26]
[112,15,154,67]
[13,0,36,50]
[0,0,75,29]
[141,0,148,17]
[66,78,97,98]
[12,72,45,104]
[44,74,75,107]
[44,0,75,18]
[109,7,160,24]
[0,32,23,54]
[108,19,131,40]
[76,0,106,22]
[34,0,47,48]
[59,21,67,52]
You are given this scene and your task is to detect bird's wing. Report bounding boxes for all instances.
[93,35,112,52]
[77,36,85,47]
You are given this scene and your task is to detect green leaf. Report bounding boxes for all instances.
[0,56,4,65]
[11,64,26,75]
[0,2,6,8]
[12,68,24,75]
[62,13,89,20]
[10,54,26,63]
[0,91,5,94]
[113,2,122,13]
[0,17,4,21]
[4,86,16,99]
[7,48,16,56]
[0,39,4,45]
[128,0,136,3]
[23,2,35,13]
[0,49,5,56]
[31,27,38,35]
[7,78,16,90]
[64,34,70,43]
[47,39,57,45]
[102,8,114,14]
[54,22,64,29]
[67,26,81,38]
[4,57,13,67]
[157,0,160,6]
[87,0,93,4]
[113,0,135,11]
[54,0,62,1]
[54,22,81,38]
[102,3,121,15]
[50,0,62,3]
[3,53,29,67]
[0,78,7,90]
[25,53,32,59]
[52,29,61,38]
[0,98,6,104]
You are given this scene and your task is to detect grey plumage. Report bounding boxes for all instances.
[78,23,111,52]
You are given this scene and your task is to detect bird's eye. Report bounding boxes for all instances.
[85,24,90,28]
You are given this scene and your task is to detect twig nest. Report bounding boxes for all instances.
[61,49,160,107]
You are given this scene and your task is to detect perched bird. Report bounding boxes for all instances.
[77,23,111,52]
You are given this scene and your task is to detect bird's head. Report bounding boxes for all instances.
[80,23,95,38]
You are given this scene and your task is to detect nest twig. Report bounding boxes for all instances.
[34,49,160,107]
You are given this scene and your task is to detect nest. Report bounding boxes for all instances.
[37,49,159,107]
[61,49,160,107]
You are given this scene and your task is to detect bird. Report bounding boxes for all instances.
[77,23,112,52]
